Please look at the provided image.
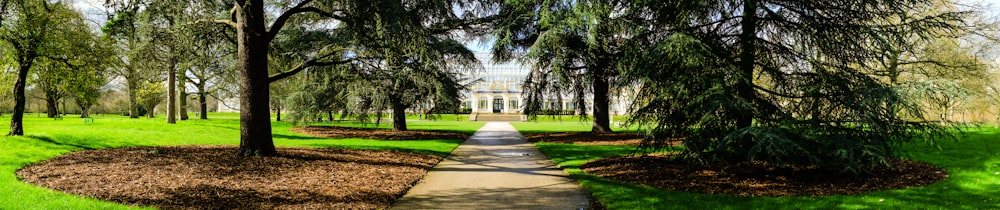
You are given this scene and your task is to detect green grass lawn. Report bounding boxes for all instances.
[524,123,1000,209]
[512,118,641,134]
[0,113,483,209]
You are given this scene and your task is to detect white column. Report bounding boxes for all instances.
[487,96,493,113]
[471,95,478,113]
[503,95,509,113]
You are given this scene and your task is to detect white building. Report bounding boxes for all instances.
[463,52,631,115]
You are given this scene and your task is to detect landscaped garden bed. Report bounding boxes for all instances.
[17,145,441,209]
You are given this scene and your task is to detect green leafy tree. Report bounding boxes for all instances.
[103,0,156,119]
[627,0,971,174]
[196,0,491,156]
[491,0,638,133]
[137,81,166,118]
[1,0,90,135]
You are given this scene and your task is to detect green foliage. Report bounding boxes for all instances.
[533,128,1000,209]
[491,0,634,131]
[622,0,971,175]
[136,81,165,117]
[279,1,482,130]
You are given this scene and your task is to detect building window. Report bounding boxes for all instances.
[509,98,519,110]
[478,97,488,110]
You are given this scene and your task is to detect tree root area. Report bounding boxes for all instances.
[17,145,441,209]
[582,155,947,197]
[291,126,470,140]
[523,132,647,145]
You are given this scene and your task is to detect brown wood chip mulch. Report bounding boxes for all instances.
[582,155,948,197]
[290,126,470,140]
[524,132,948,197]
[17,146,441,209]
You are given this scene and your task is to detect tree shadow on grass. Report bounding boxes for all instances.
[26,135,100,151]
[306,143,458,157]
[272,133,326,140]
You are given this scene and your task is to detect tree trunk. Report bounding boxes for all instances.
[736,0,758,129]
[167,47,177,124]
[275,106,281,121]
[76,98,91,118]
[199,90,208,119]
[147,105,156,118]
[389,95,408,131]
[235,0,277,157]
[179,91,189,120]
[45,95,59,118]
[327,110,334,122]
[591,72,612,133]
[8,57,34,136]
[127,79,140,118]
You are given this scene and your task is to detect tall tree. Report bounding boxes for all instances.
[1,0,87,135]
[627,0,972,174]
[103,0,153,119]
[491,0,638,133]
[199,0,491,156]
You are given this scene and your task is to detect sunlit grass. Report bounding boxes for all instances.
[532,126,1000,209]
[0,113,481,209]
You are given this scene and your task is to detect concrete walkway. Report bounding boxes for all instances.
[391,122,591,209]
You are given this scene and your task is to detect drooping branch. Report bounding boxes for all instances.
[266,0,343,42]
[268,56,355,83]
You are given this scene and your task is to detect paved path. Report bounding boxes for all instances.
[391,122,591,209]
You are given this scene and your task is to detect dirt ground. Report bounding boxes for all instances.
[526,131,948,197]
[291,126,470,140]
[17,146,442,209]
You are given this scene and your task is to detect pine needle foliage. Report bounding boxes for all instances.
[625,0,973,175]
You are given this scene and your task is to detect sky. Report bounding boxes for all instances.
[68,0,1000,54]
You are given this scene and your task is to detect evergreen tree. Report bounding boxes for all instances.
[628,0,972,174]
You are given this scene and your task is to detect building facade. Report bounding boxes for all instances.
[463,52,630,115]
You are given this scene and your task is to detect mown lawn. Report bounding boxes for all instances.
[514,122,1000,209]
[0,113,483,209]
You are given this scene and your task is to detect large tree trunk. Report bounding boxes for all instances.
[736,0,758,129]
[8,57,34,136]
[389,95,408,131]
[235,0,277,157]
[167,46,177,124]
[591,73,612,133]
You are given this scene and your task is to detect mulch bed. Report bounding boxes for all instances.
[291,126,470,140]
[524,132,947,197]
[17,146,441,209]
[582,155,948,197]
